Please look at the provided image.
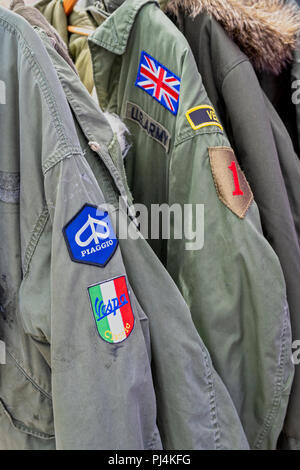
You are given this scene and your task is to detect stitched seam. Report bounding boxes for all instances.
[198,344,221,449]
[23,205,49,277]
[0,398,54,440]
[90,1,157,53]
[42,150,81,175]
[221,57,249,85]
[253,303,289,449]
[53,70,128,201]
[7,350,52,401]
[175,127,223,147]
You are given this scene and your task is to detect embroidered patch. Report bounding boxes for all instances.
[208,147,253,219]
[126,101,171,152]
[186,105,223,132]
[135,51,181,116]
[63,204,118,267]
[88,276,134,344]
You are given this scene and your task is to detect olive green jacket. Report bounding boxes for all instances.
[164,0,300,450]
[0,6,249,450]
[88,0,294,449]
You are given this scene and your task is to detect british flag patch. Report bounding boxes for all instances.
[135,51,181,116]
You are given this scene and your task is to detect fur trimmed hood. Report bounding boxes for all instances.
[164,0,300,74]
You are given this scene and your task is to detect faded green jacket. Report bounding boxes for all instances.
[0,6,249,450]
[88,0,294,449]
[164,0,300,450]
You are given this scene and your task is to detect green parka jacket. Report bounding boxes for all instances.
[87,0,294,449]
[0,6,250,450]
[164,0,300,450]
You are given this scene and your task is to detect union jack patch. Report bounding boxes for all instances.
[135,51,181,116]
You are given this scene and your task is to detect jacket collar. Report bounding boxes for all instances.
[89,0,158,55]
[166,0,300,74]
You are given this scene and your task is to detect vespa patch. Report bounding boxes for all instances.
[135,51,181,116]
[186,105,223,132]
[88,276,134,344]
[63,204,118,267]
[208,147,253,219]
[126,101,171,152]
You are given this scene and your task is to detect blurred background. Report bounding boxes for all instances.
[0,0,36,7]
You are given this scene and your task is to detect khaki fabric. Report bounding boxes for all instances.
[164,1,300,450]
[35,0,96,93]
[88,0,294,449]
[0,6,249,449]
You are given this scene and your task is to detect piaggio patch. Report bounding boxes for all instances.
[126,101,171,152]
[63,204,118,267]
[208,147,253,219]
[88,276,134,344]
[135,51,181,116]
[186,105,223,132]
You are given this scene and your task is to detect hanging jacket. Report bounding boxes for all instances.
[254,0,300,158]
[0,5,250,450]
[87,0,294,450]
[164,0,300,450]
[35,0,97,93]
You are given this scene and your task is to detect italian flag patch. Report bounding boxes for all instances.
[88,276,135,344]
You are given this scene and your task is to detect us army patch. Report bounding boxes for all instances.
[63,204,118,267]
[88,276,134,344]
[126,102,171,152]
[186,105,223,132]
[135,51,181,115]
[208,147,253,219]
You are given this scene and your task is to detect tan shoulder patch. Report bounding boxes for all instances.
[208,147,253,219]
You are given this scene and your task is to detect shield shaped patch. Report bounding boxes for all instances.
[208,147,253,219]
[88,276,135,344]
[63,204,118,267]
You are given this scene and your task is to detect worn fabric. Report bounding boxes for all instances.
[88,0,294,450]
[0,6,250,450]
[165,0,300,450]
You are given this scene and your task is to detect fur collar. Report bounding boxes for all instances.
[165,0,300,74]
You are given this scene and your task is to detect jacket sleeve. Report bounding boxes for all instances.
[222,60,300,242]
[168,128,294,449]
[166,47,294,449]
[219,61,300,445]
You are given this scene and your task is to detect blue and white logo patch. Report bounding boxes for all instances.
[63,204,118,267]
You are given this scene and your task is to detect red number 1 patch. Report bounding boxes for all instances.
[209,147,253,219]
[228,161,244,196]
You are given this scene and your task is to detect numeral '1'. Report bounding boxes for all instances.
[228,161,244,196]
